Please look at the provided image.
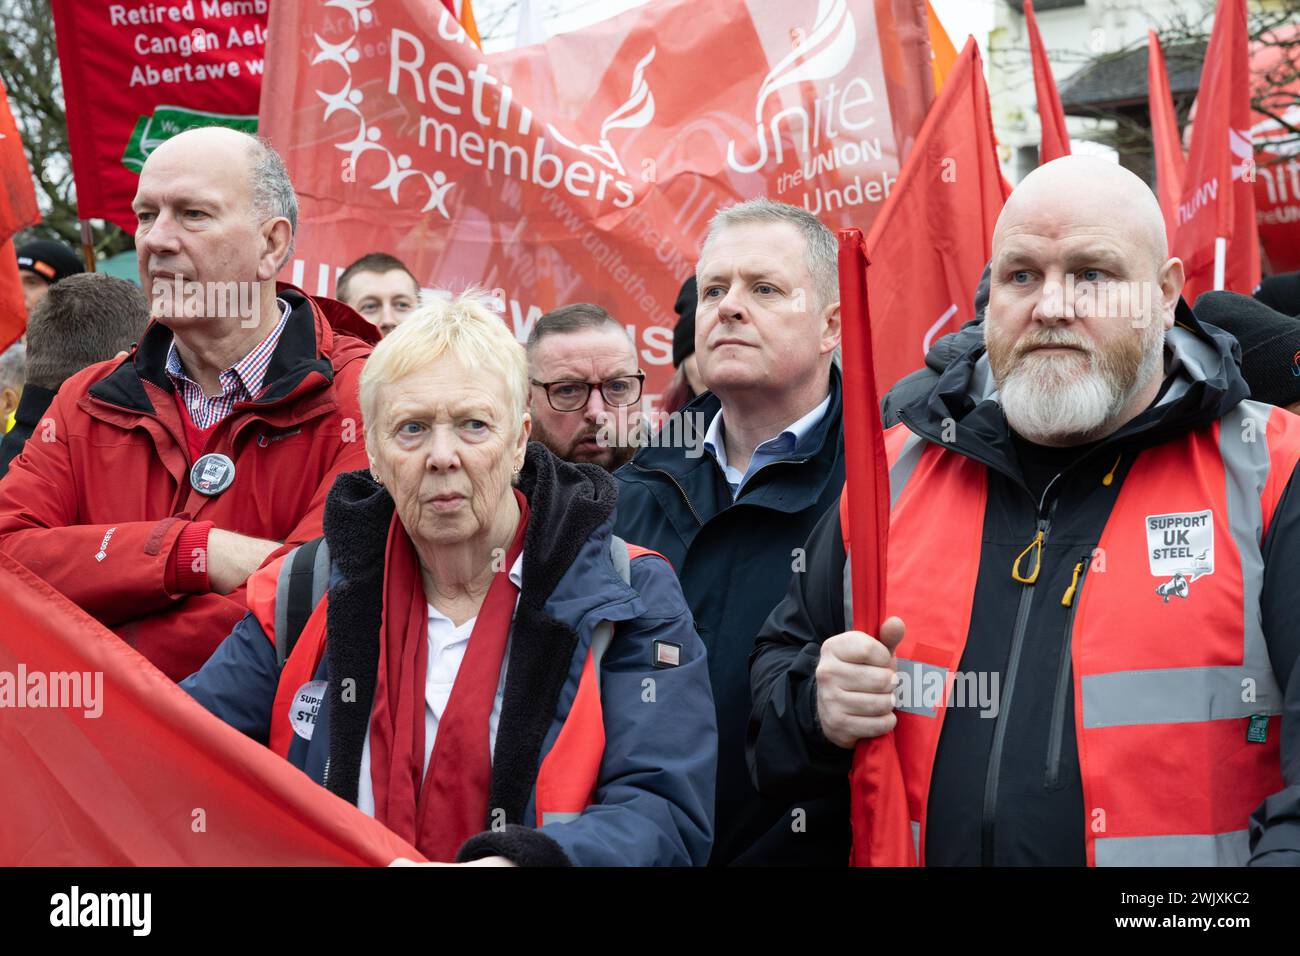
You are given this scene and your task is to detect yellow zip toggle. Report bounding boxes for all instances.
[1102,454,1121,487]
[1012,528,1045,584]
[1061,561,1084,607]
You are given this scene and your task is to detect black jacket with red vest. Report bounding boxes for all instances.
[749,303,1300,866]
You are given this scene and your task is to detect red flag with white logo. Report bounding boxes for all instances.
[1025,0,1071,163]
[864,38,1010,397]
[1174,0,1259,301]
[1148,30,1186,243]
[0,76,39,351]
[257,0,933,403]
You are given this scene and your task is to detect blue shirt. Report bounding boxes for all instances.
[702,393,832,498]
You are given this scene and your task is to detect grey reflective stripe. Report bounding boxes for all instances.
[1081,400,1283,728]
[888,430,928,509]
[1082,667,1281,727]
[911,820,921,861]
[842,430,929,626]
[895,658,945,717]
[1094,830,1250,867]
[541,812,582,826]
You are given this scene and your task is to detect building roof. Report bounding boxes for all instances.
[1060,40,1206,113]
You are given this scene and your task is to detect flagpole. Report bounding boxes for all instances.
[1213,237,1226,290]
[78,219,96,273]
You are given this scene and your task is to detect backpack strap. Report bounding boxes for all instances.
[273,536,331,669]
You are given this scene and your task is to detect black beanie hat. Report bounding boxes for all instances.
[1253,271,1300,318]
[1195,290,1300,408]
[16,240,84,286]
[672,276,697,368]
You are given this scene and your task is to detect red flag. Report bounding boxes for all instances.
[0,552,424,865]
[1148,30,1187,242]
[51,0,266,233]
[258,0,933,400]
[864,38,1011,398]
[1174,0,1259,301]
[1025,0,1071,163]
[839,228,915,867]
[0,76,39,351]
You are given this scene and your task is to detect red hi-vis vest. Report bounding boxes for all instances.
[246,535,663,830]
[847,400,1300,866]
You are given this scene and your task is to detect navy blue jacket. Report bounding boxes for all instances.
[614,366,845,865]
[183,444,717,866]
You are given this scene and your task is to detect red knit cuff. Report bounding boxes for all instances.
[172,521,215,594]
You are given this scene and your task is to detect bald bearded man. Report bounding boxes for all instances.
[747,157,1300,866]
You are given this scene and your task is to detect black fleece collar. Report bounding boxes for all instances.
[320,443,619,826]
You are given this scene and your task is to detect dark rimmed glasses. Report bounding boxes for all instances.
[531,372,646,412]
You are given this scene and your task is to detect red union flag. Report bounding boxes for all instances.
[864,38,1009,397]
[1174,0,1259,301]
[51,0,269,232]
[0,75,39,350]
[1252,24,1300,274]
[259,0,932,399]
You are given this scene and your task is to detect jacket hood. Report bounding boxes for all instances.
[896,298,1251,470]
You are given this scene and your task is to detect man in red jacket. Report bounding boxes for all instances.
[0,127,376,681]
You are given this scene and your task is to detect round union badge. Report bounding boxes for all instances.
[190,453,236,496]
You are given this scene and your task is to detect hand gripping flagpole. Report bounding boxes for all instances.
[836,228,916,867]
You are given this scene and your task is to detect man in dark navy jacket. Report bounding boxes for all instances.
[615,198,846,865]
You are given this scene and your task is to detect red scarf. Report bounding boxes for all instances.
[367,490,528,861]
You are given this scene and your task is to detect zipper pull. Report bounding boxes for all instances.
[1102,454,1121,487]
[1061,560,1084,607]
[1012,525,1046,585]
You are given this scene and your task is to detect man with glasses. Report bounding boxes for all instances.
[525,303,645,472]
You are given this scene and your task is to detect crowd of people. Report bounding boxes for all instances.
[1,126,1298,866]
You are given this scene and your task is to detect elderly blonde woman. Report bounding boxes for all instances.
[183,295,716,866]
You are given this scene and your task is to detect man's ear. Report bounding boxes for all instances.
[0,386,18,420]
[1159,257,1185,330]
[257,217,293,282]
[821,300,842,355]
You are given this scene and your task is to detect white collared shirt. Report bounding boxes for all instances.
[356,552,524,816]
[702,393,832,498]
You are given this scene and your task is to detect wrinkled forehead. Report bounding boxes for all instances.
[378,356,518,422]
[134,140,253,210]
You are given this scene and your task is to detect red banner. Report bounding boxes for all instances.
[259,0,933,400]
[51,0,269,233]
[0,551,422,865]
[838,228,914,867]
[1174,0,1259,301]
[1252,25,1300,275]
[864,39,1010,397]
[1148,30,1186,244]
[1024,0,1070,163]
[0,76,39,350]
